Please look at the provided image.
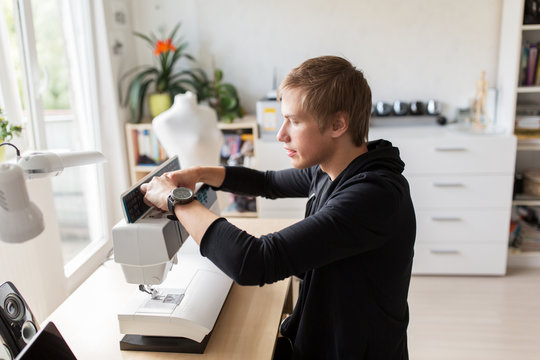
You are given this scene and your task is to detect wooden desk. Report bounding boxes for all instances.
[47,218,297,360]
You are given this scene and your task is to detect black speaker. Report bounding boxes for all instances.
[0,282,39,359]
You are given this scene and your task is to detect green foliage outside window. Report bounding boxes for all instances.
[0,107,22,141]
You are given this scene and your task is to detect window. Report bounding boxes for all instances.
[0,0,108,269]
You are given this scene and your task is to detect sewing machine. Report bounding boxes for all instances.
[112,156,233,353]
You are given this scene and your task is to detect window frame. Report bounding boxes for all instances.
[1,0,114,294]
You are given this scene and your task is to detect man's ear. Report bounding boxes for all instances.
[331,112,349,138]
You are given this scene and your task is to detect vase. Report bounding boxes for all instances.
[148,93,172,118]
[152,91,223,169]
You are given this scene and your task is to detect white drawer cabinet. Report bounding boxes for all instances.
[415,209,511,243]
[412,243,508,275]
[408,175,514,208]
[371,126,517,275]
[396,135,516,174]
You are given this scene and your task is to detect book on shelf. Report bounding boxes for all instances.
[510,206,540,252]
[131,128,168,166]
[528,43,538,86]
[219,129,256,214]
[518,42,540,86]
[515,104,540,137]
[220,131,254,167]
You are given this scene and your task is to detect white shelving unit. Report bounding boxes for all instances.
[125,116,260,218]
[124,122,168,184]
[499,0,540,267]
[216,115,259,218]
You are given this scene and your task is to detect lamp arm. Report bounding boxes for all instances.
[0,142,21,158]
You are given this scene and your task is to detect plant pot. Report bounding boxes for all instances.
[0,139,4,162]
[149,93,172,118]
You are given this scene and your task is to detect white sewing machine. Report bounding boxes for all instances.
[112,156,233,353]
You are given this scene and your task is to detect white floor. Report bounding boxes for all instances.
[408,267,540,360]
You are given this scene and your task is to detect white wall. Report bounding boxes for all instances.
[128,0,502,120]
[0,178,66,323]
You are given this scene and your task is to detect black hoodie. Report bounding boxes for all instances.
[201,139,416,359]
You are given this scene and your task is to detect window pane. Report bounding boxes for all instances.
[1,0,105,265]
[30,0,102,264]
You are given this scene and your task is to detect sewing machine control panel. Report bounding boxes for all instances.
[121,156,180,223]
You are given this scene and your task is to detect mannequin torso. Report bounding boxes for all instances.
[152,92,223,169]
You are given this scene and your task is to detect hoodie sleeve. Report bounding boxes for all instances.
[216,166,312,199]
[200,173,410,286]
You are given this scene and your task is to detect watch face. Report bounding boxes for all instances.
[172,187,194,202]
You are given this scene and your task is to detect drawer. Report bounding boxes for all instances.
[408,175,514,208]
[415,209,511,243]
[412,242,507,275]
[394,136,516,175]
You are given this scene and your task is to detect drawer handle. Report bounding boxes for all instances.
[430,249,460,255]
[431,216,462,221]
[434,146,467,152]
[433,182,464,187]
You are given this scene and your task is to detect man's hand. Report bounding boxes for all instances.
[139,166,224,246]
[140,174,177,211]
[165,167,200,190]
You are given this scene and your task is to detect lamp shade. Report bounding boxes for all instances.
[0,163,44,243]
[17,150,106,179]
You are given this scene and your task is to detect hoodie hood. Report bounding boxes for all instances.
[344,139,405,177]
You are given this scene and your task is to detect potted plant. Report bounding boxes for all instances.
[201,68,244,123]
[121,23,202,123]
[0,107,22,161]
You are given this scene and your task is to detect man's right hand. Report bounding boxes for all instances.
[166,166,226,189]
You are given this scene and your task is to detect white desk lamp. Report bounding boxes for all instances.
[0,142,106,243]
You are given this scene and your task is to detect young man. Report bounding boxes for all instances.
[141,56,416,359]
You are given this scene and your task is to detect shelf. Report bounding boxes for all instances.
[522,24,540,31]
[513,194,540,206]
[508,248,540,268]
[517,137,540,150]
[134,165,158,172]
[222,210,258,218]
[517,86,540,93]
[217,115,257,132]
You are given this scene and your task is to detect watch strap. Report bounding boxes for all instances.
[167,194,179,221]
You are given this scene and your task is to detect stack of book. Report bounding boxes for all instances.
[220,130,256,214]
[220,131,255,167]
[519,42,540,86]
[510,206,540,252]
[515,104,540,137]
[131,128,168,165]
[518,221,540,252]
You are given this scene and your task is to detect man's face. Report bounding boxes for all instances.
[277,88,334,169]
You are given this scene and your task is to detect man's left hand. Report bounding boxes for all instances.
[140,175,176,211]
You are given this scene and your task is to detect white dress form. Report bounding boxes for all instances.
[152,92,223,169]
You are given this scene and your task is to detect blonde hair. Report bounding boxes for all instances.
[278,56,371,146]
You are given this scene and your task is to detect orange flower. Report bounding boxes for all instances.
[153,38,176,56]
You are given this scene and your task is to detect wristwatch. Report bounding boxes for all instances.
[167,187,195,220]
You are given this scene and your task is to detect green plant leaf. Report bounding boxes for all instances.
[136,79,154,123]
[217,83,238,97]
[176,42,189,54]
[170,84,188,94]
[214,69,223,83]
[119,65,153,105]
[133,31,155,47]
[126,69,157,122]
[220,96,237,111]
[124,68,158,106]
[168,23,182,42]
